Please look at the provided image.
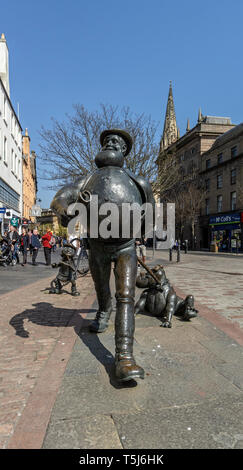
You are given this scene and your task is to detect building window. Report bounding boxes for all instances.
[217,153,223,164]
[3,96,6,119]
[191,147,195,154]
[205,179,210,191]
[0,178,20,211]
[231,169,236,185]
[206,159,211,169]
[188,161,195,174]
[180,154,184,162]
[231,191,236,210]
[231,146,237,158]
[217,195,222,213]
[205,198,210,215]
[11,149,14,170]
[217,174,223,189]
[3,137,7,163]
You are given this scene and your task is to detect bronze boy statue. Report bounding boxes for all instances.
[50,244,80,297]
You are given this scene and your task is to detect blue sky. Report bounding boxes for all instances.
[2,0,243,207]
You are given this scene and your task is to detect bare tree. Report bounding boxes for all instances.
[153,152,185,200]
[38,103,159,189]
[171,179,207,247]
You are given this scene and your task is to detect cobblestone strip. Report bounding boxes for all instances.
[0,273,95,449]
[174,285,243,347]
[165,262,243,330]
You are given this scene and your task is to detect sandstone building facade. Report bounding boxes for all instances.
[22,128,37,223]
[157,83,243,251]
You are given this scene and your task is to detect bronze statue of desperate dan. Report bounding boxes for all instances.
[51,129,155,382]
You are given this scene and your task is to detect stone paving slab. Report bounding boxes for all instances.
[43,414,123,450]
[1,251,243,450]
[0,272,95,449]
[43,308,243,449]
[111,397,243,449]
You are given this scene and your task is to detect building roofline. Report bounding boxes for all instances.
[158,119,235,156]
[208,122,243,152]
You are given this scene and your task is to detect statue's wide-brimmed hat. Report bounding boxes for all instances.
[100,129,133,156]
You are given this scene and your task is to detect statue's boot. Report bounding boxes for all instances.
[54,280,62,295]
[71,284,80,296]
[183,295,198,320]
[71,290,80,296]
[115,302,144,382]
[115,352,145,382]
[89,298,113,333]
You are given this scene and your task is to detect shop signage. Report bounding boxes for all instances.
[30,205,42,217]
[209,213,240,226]
[10,217,19,227]
[0,207,6,213]
[22,218,32,225]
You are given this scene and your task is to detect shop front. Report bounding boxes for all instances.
[209,212,242,252]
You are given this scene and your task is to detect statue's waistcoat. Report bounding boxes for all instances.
[83,166,142,205]
[81,166,144,241]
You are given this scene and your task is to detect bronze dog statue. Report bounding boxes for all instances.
[135,264,198,328]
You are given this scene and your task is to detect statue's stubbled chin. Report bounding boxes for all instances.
[95,149,124,168]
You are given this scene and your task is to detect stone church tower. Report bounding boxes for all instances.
[159,81,178,153]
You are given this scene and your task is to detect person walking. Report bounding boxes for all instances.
[31,228,41,265]
[42,228,52,266]
[62,235,68,246]
[136,236,147,264]
[28,229,33,256]
[51,234,57,252]
[7,225,20,264]
[19,228,29,266]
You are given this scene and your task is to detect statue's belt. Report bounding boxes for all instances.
[88,238,135,252]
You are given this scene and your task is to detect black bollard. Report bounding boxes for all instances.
[169,248,173,261]
[177,244,180,262]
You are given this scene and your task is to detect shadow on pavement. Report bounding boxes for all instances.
[9,302,137,390]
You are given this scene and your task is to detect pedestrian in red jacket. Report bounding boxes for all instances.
[42,228,53,266]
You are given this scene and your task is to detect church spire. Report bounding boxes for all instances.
[186,118,190,132]
[161,81,178,150]
[198,107,202,123]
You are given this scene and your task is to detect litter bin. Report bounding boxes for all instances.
[210,241,218,253]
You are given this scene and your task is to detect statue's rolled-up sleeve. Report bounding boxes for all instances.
[50,176,86,226]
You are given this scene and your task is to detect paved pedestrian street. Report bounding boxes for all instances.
[153,251,243,330]
[0,249,243,450]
